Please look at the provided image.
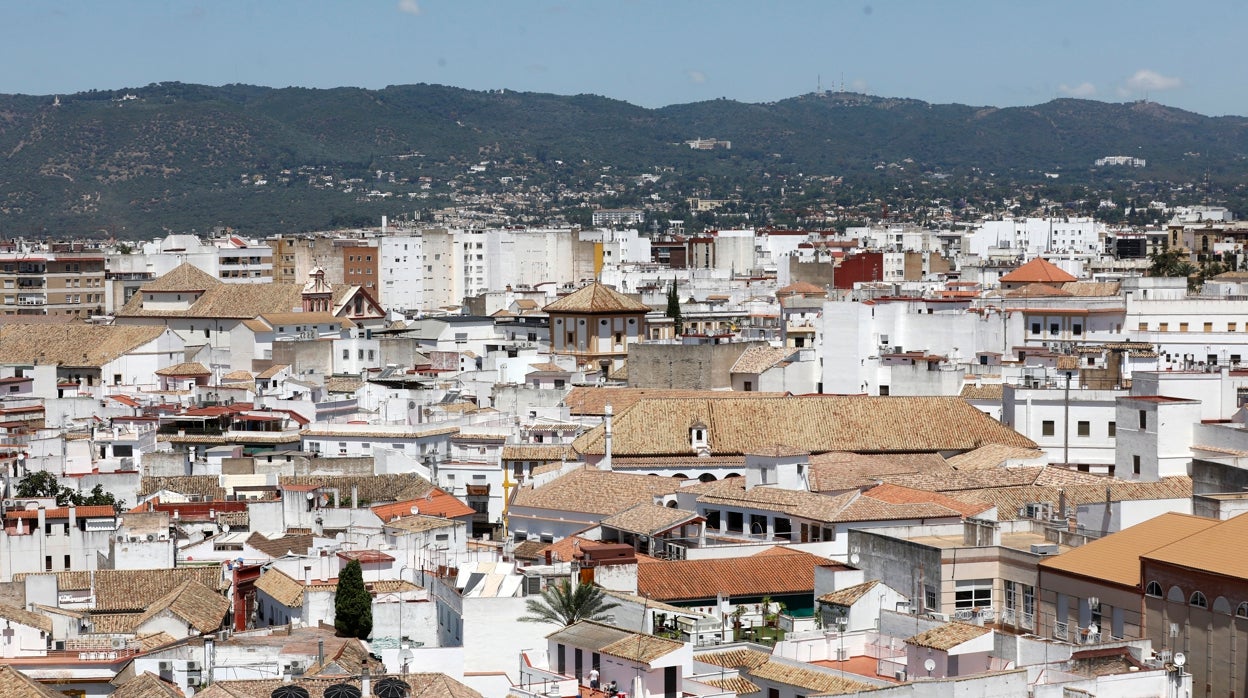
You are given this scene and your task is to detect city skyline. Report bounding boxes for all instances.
[3,0,1246,116]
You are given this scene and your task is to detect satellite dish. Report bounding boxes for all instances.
[1173,652,1186,667]
[410,505,420,515]
[222,524,231,533]
[924,658,936,672]
[306,491,316,500]
[849,552,860,566]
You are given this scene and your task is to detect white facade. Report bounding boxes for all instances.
[1114,396,1201,481]
[379,235,425,312]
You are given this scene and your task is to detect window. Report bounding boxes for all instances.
[1042,420,1055,436]
[1231,323,1238,333]
[63,554,70,569]
[1237,602,1248,618]
[45,556,52,571]
[743,380,753,392]
[955,579,992,610]
[1204,322,1213,332]
[1159,323,1168,332]
[924,586,937,612]
[1108,421,1116,437]
[1190,591,1208,608]
[1004,580,1017,611]
[1138,322,1148,331]
[1023,585,1035,617]
[879,385,890,396]
[1049,323,1059,335]
[1077,421,1090,437]
[343,349,349,360]
[1031,322,1041,335]
[1133,455,1141,475]
[1179,322,1189,332]
[1072,324,1082,336]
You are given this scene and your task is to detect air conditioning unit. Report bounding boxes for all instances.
[186,661,201,671]
[1030,543,1060,556]
[116,534,127,542]
[159,660,173,672]
[111,638,127,650]
[927,612,950,622]
[1,499,13,509]
[288,660,305,675]
[187,677,203,688]
[835,647,850,661]
[146,533,156,542]
[894,669,907,682]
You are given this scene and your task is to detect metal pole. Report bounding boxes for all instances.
[1063,371,1070,466]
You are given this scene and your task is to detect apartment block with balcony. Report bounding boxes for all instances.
[0,253,106,317]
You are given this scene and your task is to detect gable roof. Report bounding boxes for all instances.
[863,483,992,519]
[155,362,212,377]
[806,451,948,492]
[0,664,72,698]
[111,672,186,698]
[372,489,476,521]
[1039,512,1217,588]
[945,444,1047,470]
[748,660,873,696]
[13,568,228,612]
[254,568,306,608]
[637,546,836,601]
[563,387,786,416]
[120,271,364,320]
[546,620,683,665]
[543,282,651,314]
[999,257,1078,284]
[0,324,166,367]
[140,262,221,292]
[731,346,793,374]
[0,602,52,633]
[905,621,991,650]
[511,468,679,517]
[817,579,881,607]
[572,396,1036,456]
[599,503,703,537]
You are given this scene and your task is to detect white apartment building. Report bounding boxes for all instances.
[379,235,424,312]
[969,218,1104,258]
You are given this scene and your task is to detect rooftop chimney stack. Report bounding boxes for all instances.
[600,403,613,471]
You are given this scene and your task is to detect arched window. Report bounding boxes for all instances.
[1213,597,1232,614]
[1145,581,1163,597]
[1167,586,1185,603]
[1190,591,1208,608]
[1237,603,1248,619]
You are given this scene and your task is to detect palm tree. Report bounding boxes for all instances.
[518,580,620,626]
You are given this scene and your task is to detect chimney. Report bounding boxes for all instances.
[599,403,613,471]
[361,661,372,698]
[317,637,324,668]
[36,506,45,534]
[304,565,312,586]
[351,485,358,509]
[68,505,77,530]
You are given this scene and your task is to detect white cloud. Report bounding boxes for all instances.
[687,70,707,84]
[1058,82,1097,98]
[397,0,422,16]
[1126,69,1182,92]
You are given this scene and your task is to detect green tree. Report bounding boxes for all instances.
[15,471,60,499]
[665,282,683,336]
[518,580,620,626]
[334,559,372,639]
[14,472,124,511]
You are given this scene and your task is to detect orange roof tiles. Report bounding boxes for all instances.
[371,488,475,521]
[637,547,839,601]
[863,483,992,519]
[999,257,1078,284]
[1141,511,1248,582]
[542,282,651,314]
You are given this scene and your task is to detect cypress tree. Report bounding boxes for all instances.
[666,282,683,335]
[334,559,373,639]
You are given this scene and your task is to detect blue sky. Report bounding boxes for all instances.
[4,1,1246,116]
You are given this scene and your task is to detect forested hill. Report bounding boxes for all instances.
[0,82,1244,236]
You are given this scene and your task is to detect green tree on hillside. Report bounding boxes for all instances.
[666,282,683,336]
[334,559,372,639]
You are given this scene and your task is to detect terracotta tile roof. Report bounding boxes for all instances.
[776,281,828,296]
[155,362,212,376]
[863,483,991,518]
[511,468,679,516]
[278,473,434,505]
[747,660,873,695]
[999,257,1078,284]
[945,444,1047,470]
[501,444,577,461]
[136,632,178,652]
[121,271,362,320]
[255,568,305,608]
[704,676,761,695]
[0,602,52,633]
[13,568,227,612]
[817,579,880,607]
[882,466,1048,492]
[246,532,316,558]
[1140,511,1248,582]
[512,539,549,561]
[1061,281,1120,297]
[731,346,793,374]
[695,648,772,670]
[959,384,1004,400]
[139,262,221,292]
[905,621,991,650]
[1038,512,1217,588]
[542,283,651,314]
[637,547,837,601]
[563,387,785,416]
[139,475,227,499]
[693,481,962,524]
[599,503,703,536]
[572,396,1036,456]
[0,664,72,698]
[384,514,461,534]
[600,632,685,664]
[257,311,354,329]
[372,489,475,521]
[111,672,186,698]
[537,535,596,564]
[136,580,229,634]
[0,324,166,367]
[5,505,116,520]
[324,376,364,393]
[941,477,1193,522]
[1005,283,1073,298]
[807,451,947,492]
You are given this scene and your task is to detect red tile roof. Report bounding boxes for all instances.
[637,546,840,601]
[6,505,116,520]
[999,257,1077,284]
[371,488,475,521]
[863,483,992,519]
